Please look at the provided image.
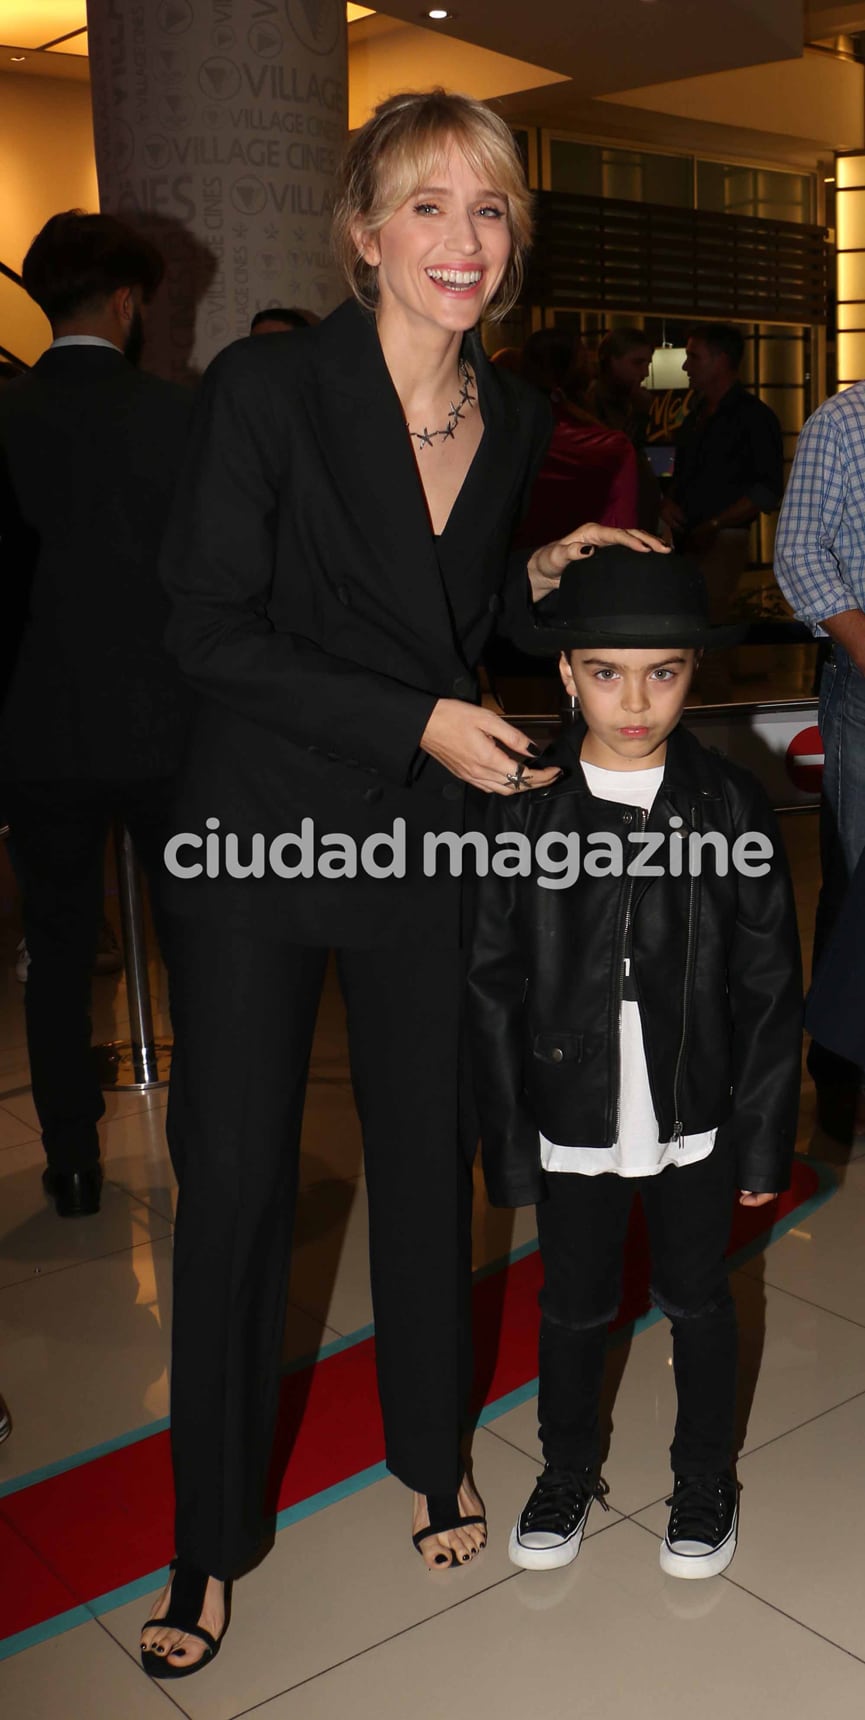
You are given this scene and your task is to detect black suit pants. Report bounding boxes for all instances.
[166,921,474,1579]
[4,778,176,1172]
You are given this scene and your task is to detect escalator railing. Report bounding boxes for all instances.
[0,259,44,369]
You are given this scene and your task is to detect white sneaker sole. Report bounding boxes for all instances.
[508,1519,586,1571]
[659,1512,738,1580]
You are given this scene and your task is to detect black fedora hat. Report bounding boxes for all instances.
[522,547,747,655]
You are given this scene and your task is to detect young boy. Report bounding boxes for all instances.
[469,548,802,1579]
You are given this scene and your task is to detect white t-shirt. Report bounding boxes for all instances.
[539,760,717,1179]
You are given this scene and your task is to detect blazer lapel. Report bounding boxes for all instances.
[310,302,456,662]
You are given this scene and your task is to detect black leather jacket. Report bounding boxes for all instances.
[468,721,802,1207]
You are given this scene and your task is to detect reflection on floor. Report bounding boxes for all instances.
[2,803,865,1717]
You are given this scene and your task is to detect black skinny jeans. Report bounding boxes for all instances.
[537,1143,738,1477]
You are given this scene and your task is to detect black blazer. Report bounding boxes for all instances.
[0,344,193,782]
[160,299,551,946]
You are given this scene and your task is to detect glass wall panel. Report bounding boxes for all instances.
[549,140,693,207]
[697,161,812,223]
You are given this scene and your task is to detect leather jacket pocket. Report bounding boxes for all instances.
[532,1031,583,1065]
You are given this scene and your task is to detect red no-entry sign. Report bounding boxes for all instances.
[785,724,824,793]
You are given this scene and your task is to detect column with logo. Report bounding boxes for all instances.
[86,0,348,379]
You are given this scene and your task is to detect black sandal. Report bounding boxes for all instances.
[139,1559,227,1680]
[413,1489,487,1568]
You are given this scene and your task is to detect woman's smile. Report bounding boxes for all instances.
[424,267,485,295]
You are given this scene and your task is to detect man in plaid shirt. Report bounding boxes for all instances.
[775,382,865,1075]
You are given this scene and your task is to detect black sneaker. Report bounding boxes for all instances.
[660,1471,739,1580]
[509,1465,609,1570]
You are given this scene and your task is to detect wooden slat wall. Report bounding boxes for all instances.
[523,192,831,326]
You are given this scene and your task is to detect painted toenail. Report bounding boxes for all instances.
[462,1553,470,1562]
[435,1554,448,1565]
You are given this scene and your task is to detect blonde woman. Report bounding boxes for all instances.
[141,89,662,1679]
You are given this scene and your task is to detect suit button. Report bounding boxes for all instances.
[337,585,351,606]
[452,675,474,700]
[363,785,383,804]
[326,750,340,762]
[442,782,463,801]
[622,811,633,824]
[551,1047,564,1063]
[488,593,501,615]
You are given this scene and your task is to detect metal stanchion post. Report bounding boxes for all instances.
[93,824,172,1092]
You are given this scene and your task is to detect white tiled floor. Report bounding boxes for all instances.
[3,820,865,1717]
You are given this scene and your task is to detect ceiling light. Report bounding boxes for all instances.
[10,53,26,61]
[427,9,452,18]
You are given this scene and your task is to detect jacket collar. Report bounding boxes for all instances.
[31,344,129,379]
[685,380,746,423]
[544,717,723,803]
[307,300,514,672]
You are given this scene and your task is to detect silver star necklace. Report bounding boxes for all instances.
[406,359,477,450]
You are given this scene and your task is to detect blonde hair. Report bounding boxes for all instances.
[332,89,533,322]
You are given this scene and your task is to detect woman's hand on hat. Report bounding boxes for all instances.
[527,526,670,600]
[420,700,561,796]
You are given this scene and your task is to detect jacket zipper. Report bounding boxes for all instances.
[610,805,646,1141]
[671,803,699,1143]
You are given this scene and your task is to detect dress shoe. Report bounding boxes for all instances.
[42,1165,103,1217]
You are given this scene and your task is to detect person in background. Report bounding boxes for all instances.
[584,328,661,532]
[0,210,193,1219]
[775,378,865,1104]
[514,328,639,546]
[249,306,320,335]
[661,322,784,621]
[0,364,123,986]
[584,327,653,444]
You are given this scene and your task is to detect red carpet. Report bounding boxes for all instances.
[0,1161,826,1649]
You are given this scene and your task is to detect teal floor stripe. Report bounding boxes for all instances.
[0,1604,93,1664]
[0,1321,377,1503]
[0,1156,839,1660]
[273,1460,390,1532]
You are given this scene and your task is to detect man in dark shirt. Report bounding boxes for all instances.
[0,212,192,1217]
[661,322,784,620]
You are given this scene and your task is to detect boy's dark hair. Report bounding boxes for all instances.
[598,327,654,372]
[687,321,744,370]
[21,211,164,325]
[250,306,315,332]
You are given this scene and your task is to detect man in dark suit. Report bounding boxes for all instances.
[0,211,193,1216]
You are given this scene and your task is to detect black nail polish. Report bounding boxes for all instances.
[579,545,593,557]
[435,1554,448,1565]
